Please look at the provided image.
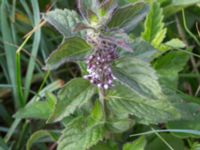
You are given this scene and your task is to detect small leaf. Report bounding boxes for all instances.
[142,1,166,46]
[107,82,180,125]
[58,116,105,150]
[14,92,56,120]
[47,78,96,123]
[45,37,92,70]
[112,57,164,99]
[44,9,83,38]
[26,130,60,150]
[107,2,149,32]
[165,38,186,48]
[123,136,146,150]
[158,38,186,52]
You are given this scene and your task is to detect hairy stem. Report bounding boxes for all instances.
[99,88,107,120]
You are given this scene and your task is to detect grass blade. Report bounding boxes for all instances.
[24,0,41,100]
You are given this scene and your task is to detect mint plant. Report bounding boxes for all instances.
[13,0,200,149]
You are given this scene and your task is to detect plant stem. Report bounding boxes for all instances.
[99,88,107,120]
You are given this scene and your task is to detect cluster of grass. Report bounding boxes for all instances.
[0,0,200,149]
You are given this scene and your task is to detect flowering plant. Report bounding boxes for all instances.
[14,0,200,149]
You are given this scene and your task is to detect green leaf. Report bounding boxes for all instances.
[77,0,99,18]
[172,0,200,6]
[91,141,118,150]
[142,1,166,47]
[107,82,180,125]
[14,92,56,120]
[167,103,200,138]
[158,38,186,51]
[26,130,60,150]
[107,117,135,133]
[58,116,105,150]
[112,57,164,100]
[146,133,184,150]
[47,78,96,123]
[44,9,83,38]
[0,137,8,150]
[164,38,186,49]
[123,136,146,150]
[107,2,149,32]
[45,37,91,70]
[153,51,190,88]
[126,38,157,62]
[90,100,104,123]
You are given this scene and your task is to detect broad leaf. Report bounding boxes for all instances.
[146,133,185,150]
[26,130,60,150]
[142,1,166,47]
[172,0,200,6]
[47,78,96,123]
[77,0,99,18]
[0,137,8,150]
[153,51,190,88]
[44,9,83,38]
[107,82,180,125]
[107,117,135,133]
[167,102,200,138]
[123,136,146,150]
[14,92,56,120]
[112,57,164,99]
[58,117,105,150]
[107,2,149,32]
[123,38,157,62]
[45,37,91,70]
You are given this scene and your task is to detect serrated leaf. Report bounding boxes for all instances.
[26,130,60,150]
[14,92,56,120]
[167,102,200,138]
[153,51,190,88]
[112,57,163,100]
[45,37,91,70]
[78,0,99,17]
[152,28,167,48]
[107,2,149,32]
[142,2,166,46]
[47,78,96,123]
[123,136,146,150]
[107,118,135,133]
[90,100,104,123]
[107,82,180,125]
[58,116,105,150]
[123,38,157,62]
[44,9,83,38]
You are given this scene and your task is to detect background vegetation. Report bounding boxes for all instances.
[0,0,200,149]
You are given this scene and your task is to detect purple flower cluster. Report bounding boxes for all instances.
[84,34,118,89]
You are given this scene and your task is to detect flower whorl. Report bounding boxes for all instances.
[84,33,118,90]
